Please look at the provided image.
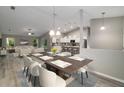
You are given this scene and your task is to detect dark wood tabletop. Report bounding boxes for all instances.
[31,52,93,74]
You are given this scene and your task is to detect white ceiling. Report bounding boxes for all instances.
[0,6,124,36]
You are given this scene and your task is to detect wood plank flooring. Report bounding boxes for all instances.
[0,54,30,87]
[0,53,123,87]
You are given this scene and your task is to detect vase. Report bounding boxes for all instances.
[52,53,56,56]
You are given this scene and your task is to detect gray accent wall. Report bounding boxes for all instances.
[80,16,124,81]
[90,17,123,50]
[123,18,124,49]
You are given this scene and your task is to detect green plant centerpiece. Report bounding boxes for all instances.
[51,47,57,56]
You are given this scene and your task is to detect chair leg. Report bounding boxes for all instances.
[86,71,88,78]
[81,72,83,85]
[28,74,32,82]
[23,66,26,73]
[34,76,36,87]
[26,67,29,77]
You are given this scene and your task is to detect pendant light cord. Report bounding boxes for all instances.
[102,12,105,26]
[53,6,56,30]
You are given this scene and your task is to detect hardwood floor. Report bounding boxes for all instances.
[0,54,123,87]
[0,54,30,87]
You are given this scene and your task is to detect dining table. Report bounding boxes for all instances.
[30,52,93,80]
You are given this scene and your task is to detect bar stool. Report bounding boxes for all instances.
[73,48,78,54]
[78,66,88,85]
[64,47,68,52]
[73,54,88,85]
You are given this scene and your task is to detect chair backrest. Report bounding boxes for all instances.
[23,55,33,67]
[15,46,20,53]
[39,67,57,87]
[15,46,34,56]
[0,49,7,54]
[29,61,41,76]
[33,48,44,53]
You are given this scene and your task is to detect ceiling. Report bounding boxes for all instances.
[0,6,124,36]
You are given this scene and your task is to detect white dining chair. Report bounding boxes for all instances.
[23,55,33,77]
[32,48,44,53]
[0,48,7,56]
[38,66,66,87]
[28,61,41,86]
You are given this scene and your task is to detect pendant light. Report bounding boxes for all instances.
[49,7,55,36]
[49,30,55,36]
[56,30,61,35]
[100,12,106,30]
[9,6,16,33]
[49,6,61,36]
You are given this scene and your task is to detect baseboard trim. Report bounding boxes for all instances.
[89,70,124,86]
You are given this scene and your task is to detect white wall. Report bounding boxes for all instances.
[80,49,124,80]
[0,32,1,38]
[66,30,80,38]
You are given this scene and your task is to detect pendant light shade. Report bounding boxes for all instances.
[49,30,55,36]
[100,26,105,30]
[28,32,32,35]
[56,30,61,36]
